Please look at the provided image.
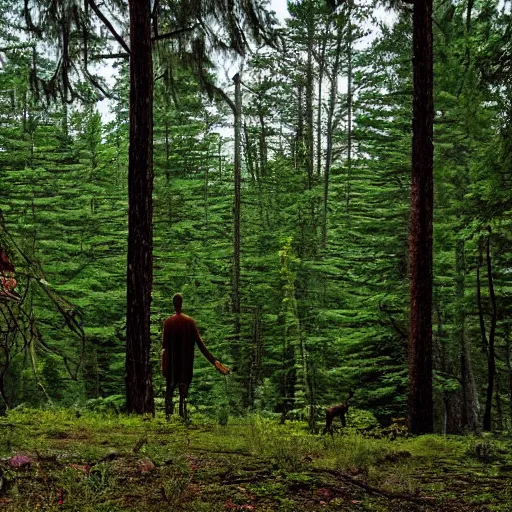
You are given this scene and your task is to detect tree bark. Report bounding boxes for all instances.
[316,28,327,176]
[345,10,353,222]
[243,120,257,181]
[258,110,267,178]
[477,242,488,354]
[125,0,155,415]
[505,326,512,426]
[407,0,434,434]
[295,85,304,172]
[232,73,242,368]
[483,229,497,431]
[0,371,8,416]
[305,0,315,189]
[247,306,263,408]
[322,26,343,249]
[456,239,479,432]
[495,375,503,430]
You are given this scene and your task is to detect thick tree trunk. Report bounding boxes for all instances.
[125,0,155,415]
[407,0,434,434]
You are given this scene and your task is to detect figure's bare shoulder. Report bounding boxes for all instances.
[164,314,182,328]
[180,314,196,325]
[164,313,197,329]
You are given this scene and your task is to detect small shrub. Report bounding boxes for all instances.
[381,417,409,440]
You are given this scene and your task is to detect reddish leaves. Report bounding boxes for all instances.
[9,454,32,468]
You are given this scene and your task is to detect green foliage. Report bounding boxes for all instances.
[0,0,510,434]
[343,408,380,431]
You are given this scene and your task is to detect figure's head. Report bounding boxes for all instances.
[173,293,183,313]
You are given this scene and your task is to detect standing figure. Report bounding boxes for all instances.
[162,293,229,418]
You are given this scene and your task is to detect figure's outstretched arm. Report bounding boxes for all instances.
[194,322,230,375]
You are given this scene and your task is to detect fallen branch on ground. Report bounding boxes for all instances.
[314,468,436,504]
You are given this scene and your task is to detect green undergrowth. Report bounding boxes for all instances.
[1,408,511,511]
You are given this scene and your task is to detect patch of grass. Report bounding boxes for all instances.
[2,408,512,511]
[248,415,321,471]
[464,435,507,463]
[286,472,315,485]
[161,464,193,506]
[277,498,299,512]
[249,481,286,498]
[379,460,419,495]
[403,434,463,459]
[330,434,391,474]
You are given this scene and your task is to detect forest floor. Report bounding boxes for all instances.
[0,408,511,511]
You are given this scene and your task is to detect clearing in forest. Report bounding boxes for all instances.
[1,409,511,511]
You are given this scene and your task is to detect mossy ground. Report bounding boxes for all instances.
[1,409,511,511]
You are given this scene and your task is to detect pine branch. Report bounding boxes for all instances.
[152,23,199,42]
[87,0,130,55]
[211,84,236,113]
[91,53,129,60]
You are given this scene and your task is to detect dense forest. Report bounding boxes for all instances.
[0,0,511,439]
